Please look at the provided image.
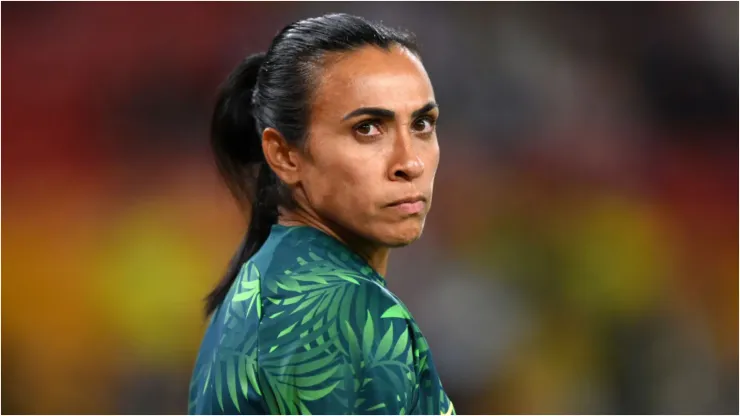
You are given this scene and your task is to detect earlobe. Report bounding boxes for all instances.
[262,127,301,185]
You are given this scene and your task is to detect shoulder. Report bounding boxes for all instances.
[259,249,408,331]
[257,246,415,355]
[259,240,401,313]
[256,254,419,414]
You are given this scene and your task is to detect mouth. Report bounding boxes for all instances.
[387,195,427,215]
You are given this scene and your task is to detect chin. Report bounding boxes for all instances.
[380,218,425,248]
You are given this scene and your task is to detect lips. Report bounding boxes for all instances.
[388,195,426,206]
[387,195,426,215]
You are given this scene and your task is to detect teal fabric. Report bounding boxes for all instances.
[189,224,454,415]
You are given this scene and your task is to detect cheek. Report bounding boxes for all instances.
[305,152,376,212]
[423,140,441,179]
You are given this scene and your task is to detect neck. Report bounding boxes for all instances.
[278,208,391,276]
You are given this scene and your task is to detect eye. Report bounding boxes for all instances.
[354,120,383,137]
[412,116,436,134]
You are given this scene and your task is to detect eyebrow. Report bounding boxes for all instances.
[341,101,438,121]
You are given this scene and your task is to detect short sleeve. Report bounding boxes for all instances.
[257,277,418,415]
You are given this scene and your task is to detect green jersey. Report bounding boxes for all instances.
[189,224,455,415]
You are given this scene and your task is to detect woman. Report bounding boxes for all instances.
[189,13,454,415]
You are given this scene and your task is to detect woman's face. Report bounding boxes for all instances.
[297,45,440,247]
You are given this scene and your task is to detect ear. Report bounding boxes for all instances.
[262,127,302,186]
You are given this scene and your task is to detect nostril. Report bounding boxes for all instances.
[394,170,411,180]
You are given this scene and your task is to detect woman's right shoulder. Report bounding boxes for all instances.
[256,260,415,368]
[230,252,407,318]
[258,250,409,321]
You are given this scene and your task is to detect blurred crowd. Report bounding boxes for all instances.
[2,2,737,414]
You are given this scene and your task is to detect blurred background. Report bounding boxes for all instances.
[2,2,738,414]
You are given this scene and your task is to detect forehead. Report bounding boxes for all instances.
[311,45,435,117]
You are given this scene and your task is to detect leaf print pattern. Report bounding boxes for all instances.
[188,225,454,415]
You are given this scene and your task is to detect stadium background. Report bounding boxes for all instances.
[2,2,737,414]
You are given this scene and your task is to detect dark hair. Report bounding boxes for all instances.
[205,13,420,315]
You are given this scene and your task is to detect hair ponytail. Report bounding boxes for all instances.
[205,52,277,316]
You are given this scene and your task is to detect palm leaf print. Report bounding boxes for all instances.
[189,226,454,415]
[381,304,411,320]
[226,357,240,412]
[191,261,265,413]
[362,311,375,357]
[256,249,421,414]
[214,359,224,411]
[375,322,394,361]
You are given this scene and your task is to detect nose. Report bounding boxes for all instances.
[389,133,424,181]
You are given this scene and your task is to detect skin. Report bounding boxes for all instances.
[262,45,440,276]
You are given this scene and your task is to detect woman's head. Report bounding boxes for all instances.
[207,13,439,314]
